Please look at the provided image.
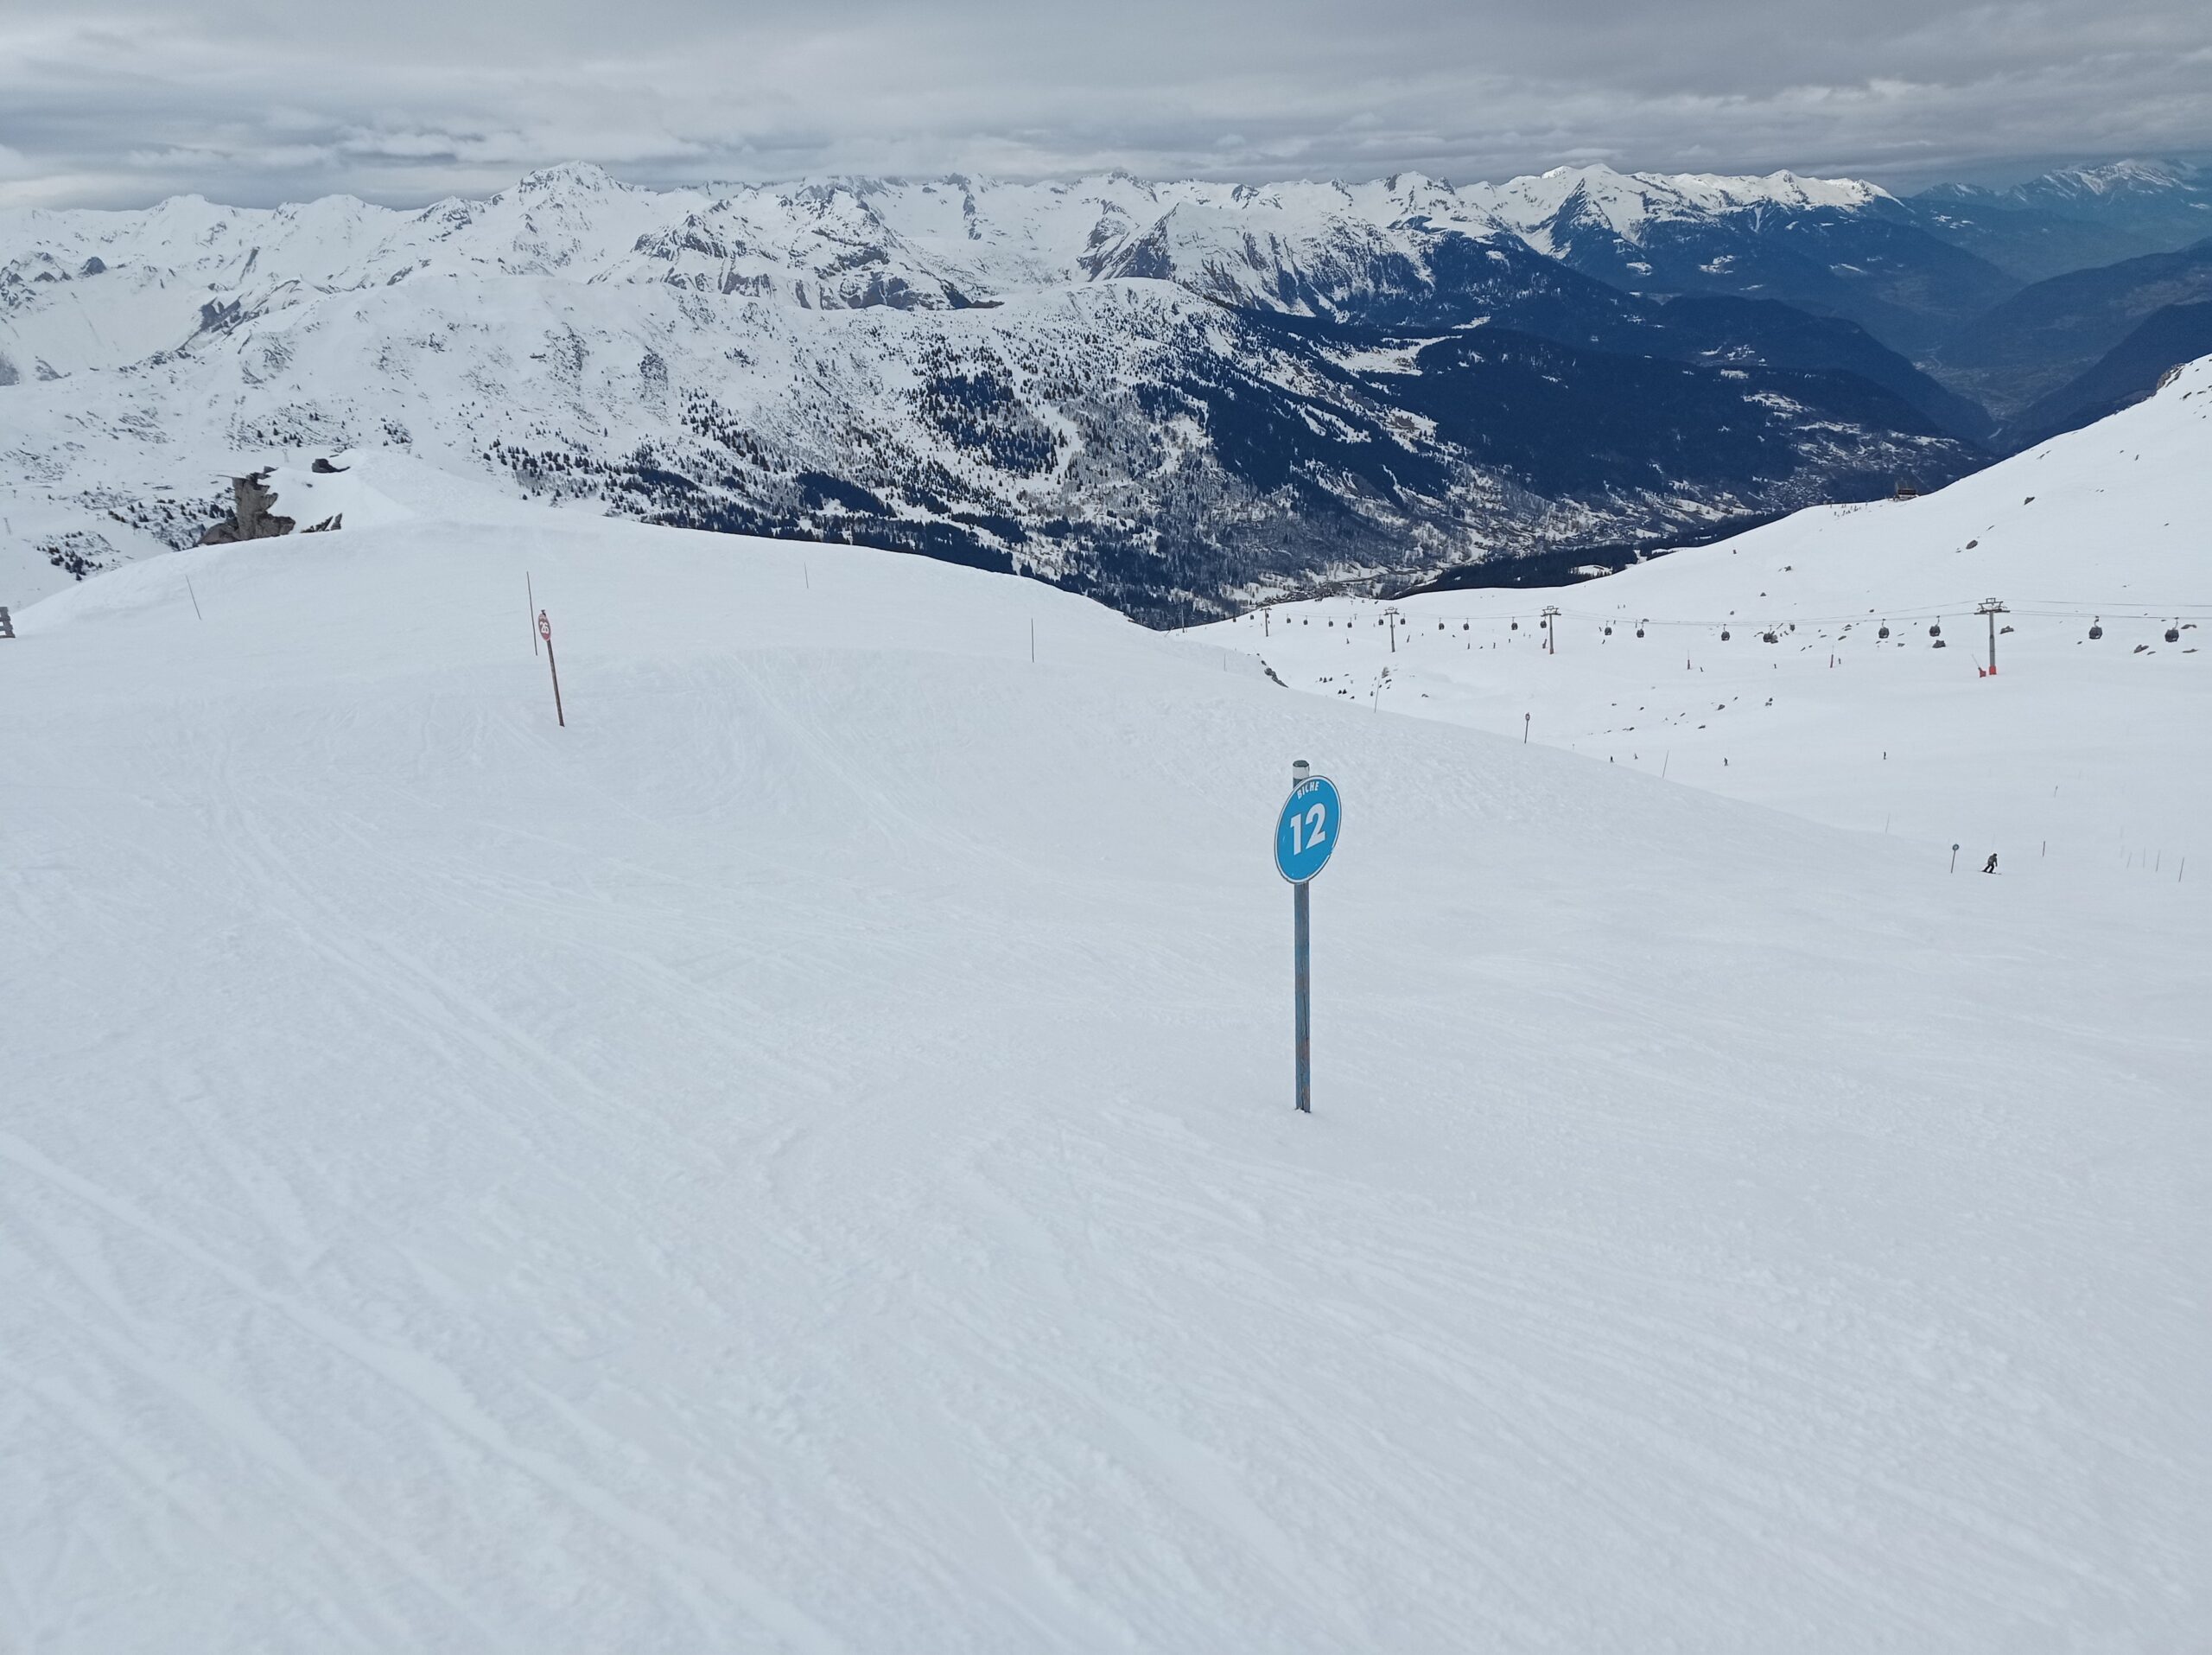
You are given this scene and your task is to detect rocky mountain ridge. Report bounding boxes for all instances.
[3,158,2201,618]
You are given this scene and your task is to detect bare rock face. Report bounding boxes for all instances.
[199,471,296,544]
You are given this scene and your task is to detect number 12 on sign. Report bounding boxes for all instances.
[1286,801,1329,857]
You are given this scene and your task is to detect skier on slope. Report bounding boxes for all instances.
[1981,853,1999,875]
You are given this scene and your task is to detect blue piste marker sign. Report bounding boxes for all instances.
[1275,772,1342,883]
[1275,762,1341,1113]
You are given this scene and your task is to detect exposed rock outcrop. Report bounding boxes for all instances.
[199,470,296,544]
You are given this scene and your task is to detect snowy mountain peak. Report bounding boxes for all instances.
[2040,157,2202,198]
[1476,162,1892,251]
[1707,169,1892,210]
[512,161,631,196]
[1918,158,2210,223]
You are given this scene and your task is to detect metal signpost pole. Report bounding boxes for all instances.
[1275,759,1343,1115]
[538,609,564,727]
[1294,877,1312,1114]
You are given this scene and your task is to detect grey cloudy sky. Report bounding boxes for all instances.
[2,0,2209,207]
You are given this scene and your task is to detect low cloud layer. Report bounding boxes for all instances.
[3,0,2209,207]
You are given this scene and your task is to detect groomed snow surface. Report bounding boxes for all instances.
[5,417,2209,1646]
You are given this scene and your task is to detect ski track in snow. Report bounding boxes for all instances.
[3,434,2208,1648]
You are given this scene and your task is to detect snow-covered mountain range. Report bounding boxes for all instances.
[0,164,1902,374]
[1923,159,2211,243]
[3,159,2206,619]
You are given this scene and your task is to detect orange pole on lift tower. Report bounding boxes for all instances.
[1977,597,2006,677]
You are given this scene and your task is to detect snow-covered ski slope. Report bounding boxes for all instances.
[4,451,2207,1652]
[1210,353,2212,872]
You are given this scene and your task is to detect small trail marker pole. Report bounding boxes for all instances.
[538,609,564,727]
[185,576,203,621]
[1950,843,1960,874]
[1275,761,1343,1115]
[1294,878,1311,1114]
[1523,711,1530,743]
[527,572,537,655]
[1030,620,1035,663]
